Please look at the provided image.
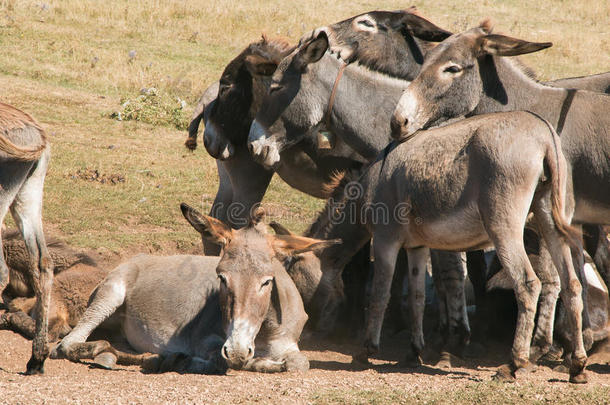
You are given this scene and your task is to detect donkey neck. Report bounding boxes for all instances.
[307,195,371,269]
[313,53,411,160]
[473,56,571,128]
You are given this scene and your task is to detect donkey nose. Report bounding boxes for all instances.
[390,113,407,140]
[221,344,229,360]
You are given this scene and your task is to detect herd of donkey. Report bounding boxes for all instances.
[1,7,610,385]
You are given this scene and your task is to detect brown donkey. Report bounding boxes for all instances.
[0,102,53,374]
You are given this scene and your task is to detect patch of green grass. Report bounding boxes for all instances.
[110,88,190,130]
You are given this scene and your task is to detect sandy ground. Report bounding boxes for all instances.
[1,326,609,404]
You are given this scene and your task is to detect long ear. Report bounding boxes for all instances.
[180,203,233,247]
[272,234,341,255]
[269,221,294,236]
[244,54,278,76]
[297,31,329,66]
[478,34,552,57]
[398,12,453,42]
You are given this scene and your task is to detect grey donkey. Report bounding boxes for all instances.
[51,205,337,373]
[0,102,53,374]
[335,110,585,383]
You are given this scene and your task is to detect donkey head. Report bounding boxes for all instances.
[248,11,452,168]
[321,8,452,80]
[391,22,552,139]
[203,36,294,160]
[180,203,336,370]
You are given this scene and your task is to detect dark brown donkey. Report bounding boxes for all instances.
[0,102,54,374]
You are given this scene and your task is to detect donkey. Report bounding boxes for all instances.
[51,204,334,373]
[390,22,610,347]
[546,72,610,94]
[1,230,104,342]
[0,102,54,374]
[327,110,586,382]
[198,10,452,235]
[391,22,610,228]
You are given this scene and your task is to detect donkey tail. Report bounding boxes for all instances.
[185,104,204,151]
[185,81,220,151]
[543,117,581,247]
[0,103,47,161]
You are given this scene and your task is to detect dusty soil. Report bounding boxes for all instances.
[1,327,609,404]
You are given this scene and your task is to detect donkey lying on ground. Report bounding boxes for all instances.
[322,110,585,383]
[51,205,335,373]
[2,229,96,300]
[1,230,105,342]
[0,102,54,374]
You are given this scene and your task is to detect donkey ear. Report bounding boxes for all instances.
[180,203,233,246]
[244,54,278,76]
[399,12,453,42]
[269,221,294,236]
[272,234,341,255]
[478,34,552,57]
[298,31,329,66]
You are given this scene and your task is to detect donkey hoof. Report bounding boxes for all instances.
[352,352,371,368]
[514,363,537,378]
[92,352,117,370]
[400,355,423,369]
[492,364,516,382]
[436,351,452,369]
[142,354,163,372]
[569,371,588,384]
[25,357,45,375]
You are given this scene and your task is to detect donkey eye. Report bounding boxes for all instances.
[261,278,273,289]
[358,19,375,28]
[219,83,232,96]
[443,65,462,74]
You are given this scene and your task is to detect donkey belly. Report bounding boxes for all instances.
[406,206,492,251]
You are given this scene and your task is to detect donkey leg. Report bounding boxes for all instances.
[432,251,470,368]
[354,232,402,365]
[570,224,594,351]
[0,201,12,307]
[489,236,541,381]
[400,247,429,367]
[529,239,561,364]
[0,310,36,339]
[533,206,587,383]
[224,151,273,229]
[205,161,234,255]
[10,164,54,375]
[51,271,127,361]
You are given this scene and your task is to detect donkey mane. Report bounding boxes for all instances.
[249,34,294,62]
[222,35,295,79]
[305,170,359,238]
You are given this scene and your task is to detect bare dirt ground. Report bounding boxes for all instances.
[1,325,609,404]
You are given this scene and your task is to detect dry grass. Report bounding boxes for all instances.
[0,1,608,251]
